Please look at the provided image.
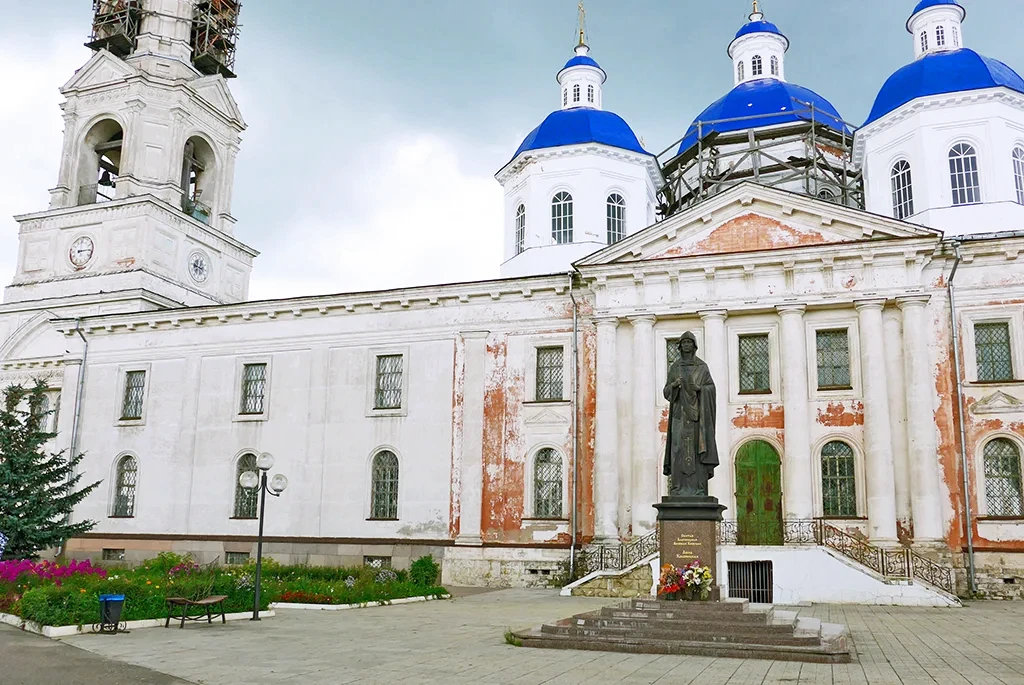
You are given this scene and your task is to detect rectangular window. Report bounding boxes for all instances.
[225,551,250,565]
[239,363,267,414]
[535,347,564,401]
[101,548,125,562]
[975,322,1013,382]
[364,555,392,569]
[816,329,852,390]
[120,370,146,420]
[738,334,771,394]
[667,338,681,375]
[373,354,403,409]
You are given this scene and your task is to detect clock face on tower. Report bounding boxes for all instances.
[188,251,210,284]
[68,236,94,267]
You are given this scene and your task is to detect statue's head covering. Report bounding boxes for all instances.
[679,331,698,350]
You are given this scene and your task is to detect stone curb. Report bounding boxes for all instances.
[0,610,275,638]
[270,593,451,611]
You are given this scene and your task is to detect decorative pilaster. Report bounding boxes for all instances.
[855,300,899,544]
[700,310,731,508]
[882,312,912,533]
[777,305,814,519]
[455,331,489,545]
[897,296,944,542]
[594,316,621,542]
[630,315,658,536]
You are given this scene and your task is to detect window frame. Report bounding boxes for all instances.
[367,448,401,521]
[1013,146,1024,206]
[587,84,594,103]
[525,336,572,405]
[606,192,626,245]
[936,25,945,47]
[572,84,580,103]
[978,436,1024,519]
[727,324,780,403]
[114,363,151,426]
[232,452,259,520]
[890,159,915,220]
[737,332,772,395]
[820,440,858,518]
[961,308,1024,385]
[973,321,1015,383]
[233,357,271,422]
[948,141,981,206]
[109,453,139,518]
[514,203,526,255]
[920,30,929,52]
[815,328,853,391]
[551,191,574,245]
[737,60,744,81]
[525,445,568,521]
[365,346,411,417]
[770,55,779,76]
[952,25,959,47]
[813,437,866,520]
[535,346,566,402]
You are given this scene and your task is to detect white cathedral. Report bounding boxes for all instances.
[4,0,1024,603]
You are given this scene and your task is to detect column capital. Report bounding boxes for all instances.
[593,315,620,328]
[854,298,887,312]
[628,314,657,326]
[776,303,806,316]
[460,330,490,340]
[896,295,931,310]
[699,309,729,321]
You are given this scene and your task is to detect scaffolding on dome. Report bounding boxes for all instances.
[85,0,144,58]
[191,0,241,79]
[656,100,864,219]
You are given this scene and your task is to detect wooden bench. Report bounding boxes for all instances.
[164,595,228,629]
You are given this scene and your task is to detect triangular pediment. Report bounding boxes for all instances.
[191,76,245,127]
[524,408,570,426]
[971,390,1024,415]
[575,183,939,267]
[61,50,138,92]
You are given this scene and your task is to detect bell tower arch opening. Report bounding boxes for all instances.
[181,135,218,224]
[76,118,124,206]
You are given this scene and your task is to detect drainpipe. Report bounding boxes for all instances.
[567,272,580,579]
[947,242,977,594]
[55,320,89,558]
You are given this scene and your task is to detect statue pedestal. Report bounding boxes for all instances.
[654,496,727,597]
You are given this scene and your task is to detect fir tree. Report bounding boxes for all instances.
[0,381,99,560]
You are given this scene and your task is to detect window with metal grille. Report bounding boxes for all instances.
[984,439,1023,517]
[112,455,137,517]
[891,160,915,219]
[920,30,928,52]
[751,54,762,76]
[821,441,857,517]
[816,329,851,389]
[551,192,573,244]
[239,363,267,414]
[936,25,946,47]
[233,453,258,519]
[572,84,580,103]
[1013,147,1024,206]
[102,548,125,562]
[535,346,564,401]
[514,204,526,255]
[370,450,399,519]
[975,322,1013,382]
[770,55,779,76]
[587,84,594,103]
[667,338,681,375]
[728,560,773,603]
[606,193,626,244]
[534,448,563,518]
[30,393,49,430]
[737,61,744,81]
[374,355,403,409]
[120,370,146,420]
[225,551,250,565]
[738,334,771,394]
[949,142,981,205]
[364,555,392,568]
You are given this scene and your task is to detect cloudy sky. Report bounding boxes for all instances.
[0,1,1018,300]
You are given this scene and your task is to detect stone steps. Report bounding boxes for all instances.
[514,598,852,664]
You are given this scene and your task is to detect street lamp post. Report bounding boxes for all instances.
[239,452,288,621]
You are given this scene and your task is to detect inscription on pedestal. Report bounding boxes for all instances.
[660,519,718,581]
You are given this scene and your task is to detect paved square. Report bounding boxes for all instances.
[62,589,1024,684]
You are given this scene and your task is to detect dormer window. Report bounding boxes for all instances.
[751,55,763,76]
[920,30,928,52]
[573,84,580,103]
[936,25,945,47]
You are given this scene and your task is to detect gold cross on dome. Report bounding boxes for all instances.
[577,1,587,46]
[752,0,761,13]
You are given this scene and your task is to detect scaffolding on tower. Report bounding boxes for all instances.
[656,101,864,219]
[191,0,242,79]
[85,0,143,58]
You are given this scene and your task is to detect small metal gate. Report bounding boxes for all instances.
[728,561,774,604]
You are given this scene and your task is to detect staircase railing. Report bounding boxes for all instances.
[577,529,658,577]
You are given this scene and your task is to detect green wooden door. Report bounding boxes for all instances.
[735,440,784,545]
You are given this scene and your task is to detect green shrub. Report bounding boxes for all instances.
[410,555,440,587]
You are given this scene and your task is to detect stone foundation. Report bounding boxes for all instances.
[441,545,569,587]
[570,562,654,598]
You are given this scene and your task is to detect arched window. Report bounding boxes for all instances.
[891,160,915,219]
[984,438,1023,517]
[817,188,837,203]
[587,84,594,103]
[514,204,526,255]
[29,393,49,430]
[562,89,567,106]
[949,142,981,205]
[920,30,929,52]
[952,25,960,47]
[534,448,563,518]
[233,453,258,519]
[936,25,946,47]
[551,192,573,244]
[1013,146,1024,205]
[572,84,580,103]
[370,450,400,520]
[737,61,745,81]
[770,55,779,76]
[606,193,626,244]
[751,55,763,76]
[821,441,856,517]
[112,455,138,517]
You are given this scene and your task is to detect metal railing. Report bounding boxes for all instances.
[576,529,658,577]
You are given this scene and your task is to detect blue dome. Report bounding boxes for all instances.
[513,107,650,159]
[562,55,602,71]
[864,49,1024,126]
[677,79,848,156]
[735,20,785,41]
[908,0,965,30]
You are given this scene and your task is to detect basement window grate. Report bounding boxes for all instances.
[728,560,773,604]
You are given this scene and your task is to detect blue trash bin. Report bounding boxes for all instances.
[99,594,125,632]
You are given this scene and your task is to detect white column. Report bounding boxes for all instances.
[700,310,731,508]
[856,300,899,544]
[594,317,621,542]
[777,305,814,519]
[455,331,489,545]
[630,315,658,535]
[898,296,945,542]
[882,312,912,533]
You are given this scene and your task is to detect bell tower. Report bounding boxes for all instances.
[6,0,256,310]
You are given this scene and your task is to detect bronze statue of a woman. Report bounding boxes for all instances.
[662,332,719,498]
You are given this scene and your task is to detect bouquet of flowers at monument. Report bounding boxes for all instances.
[658,560,714,601]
